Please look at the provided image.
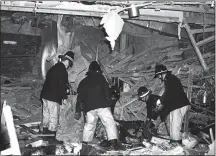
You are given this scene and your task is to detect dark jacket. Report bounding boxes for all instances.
[40,62,69,104]
[146,94,161,120]
[160,73,190,121]
[75,72,112,113]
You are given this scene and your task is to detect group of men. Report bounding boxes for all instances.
[40,50,191,149]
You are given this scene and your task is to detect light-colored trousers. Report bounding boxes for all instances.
[166,105,190,141]
[83,107,118,142]
[42,98,60,131]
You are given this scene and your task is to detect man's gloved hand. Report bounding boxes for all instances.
[74,112,81,120]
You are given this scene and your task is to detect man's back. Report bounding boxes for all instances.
[40,62,68,104]
[77,72,111,113]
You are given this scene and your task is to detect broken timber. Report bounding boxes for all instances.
[196,35,215,47]
[183,23,208,71]
[191,27,215,34]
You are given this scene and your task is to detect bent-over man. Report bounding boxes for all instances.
[75,61,121,150]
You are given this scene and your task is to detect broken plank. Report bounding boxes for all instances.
[130,40,178,62]
[196,35,215,47]
[127,41,178,68]
[117,97,138,108]
[183,23,208,71]
[127,107,141,120]
[191,27,215,34]
[105,41,142,65]
[108,55,133,73]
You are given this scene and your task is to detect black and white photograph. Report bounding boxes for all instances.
[0,0,215,155]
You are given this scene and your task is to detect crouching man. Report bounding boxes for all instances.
[40,51,74,144]
[138,86,161,126]
[74,61,121,150]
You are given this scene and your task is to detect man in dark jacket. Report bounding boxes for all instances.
[40,51,74,144]
[154,64,190,143]
[74,61,120,150]
[138,86,161,122]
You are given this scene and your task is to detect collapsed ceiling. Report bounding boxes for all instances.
[1,1,215,36]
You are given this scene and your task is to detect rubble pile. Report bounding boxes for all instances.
[1,73,43,123]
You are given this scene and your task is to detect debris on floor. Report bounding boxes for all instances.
[1,73,214,155]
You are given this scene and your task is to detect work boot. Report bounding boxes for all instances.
[48,131,64,145]
[109,139,124,151]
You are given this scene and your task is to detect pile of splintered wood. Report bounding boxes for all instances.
[1,73,43,121]
[82,36,215,121]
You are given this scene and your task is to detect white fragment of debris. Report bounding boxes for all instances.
[100,11,124,50]
[142,140,152,148]
[150,136,170,145]
[73,143,83,155]
[211,1,214,7]
[205,140,215,155]
[22,121,41,127]
[182,135,198,149]
[3,41,17,45]
[27,140,48,147]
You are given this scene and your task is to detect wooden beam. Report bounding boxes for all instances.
[196,35,215,47]
[183,23,208,71]
[191,27,215,34]
[127,20,189,39]
[146,5,215,14]
[0,5,106,17]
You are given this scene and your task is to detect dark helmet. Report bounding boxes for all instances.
[138,86,151,98]
[154,64,170,78]
[88,61,102,73]
[59,51,74,67]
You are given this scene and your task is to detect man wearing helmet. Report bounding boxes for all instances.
[74,61,121,150]
[137,86,161,123]
[153,64,190,143]
[40,51,74,144]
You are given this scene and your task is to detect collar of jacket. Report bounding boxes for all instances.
[58,62,67,70]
